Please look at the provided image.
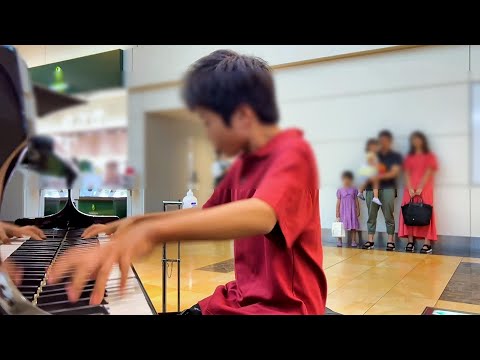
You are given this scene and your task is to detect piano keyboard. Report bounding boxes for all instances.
[1,228,156,315]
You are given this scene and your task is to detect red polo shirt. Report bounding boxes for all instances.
[199,129,327,315]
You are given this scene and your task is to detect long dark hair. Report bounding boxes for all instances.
[409,131,430,155]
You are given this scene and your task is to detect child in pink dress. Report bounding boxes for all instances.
[336,171,361,247]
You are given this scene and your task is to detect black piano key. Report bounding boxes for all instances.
[50,305,109,315]
[37,293,68,304]
[40,279,97,293]
[19,279,43,286]
[8,257,53,263]
[18,285,39,292]
[37,287,106,303]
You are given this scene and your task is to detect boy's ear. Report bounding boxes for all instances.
[234,104,256,124]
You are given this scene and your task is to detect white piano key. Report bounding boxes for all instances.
[3,229,155,315]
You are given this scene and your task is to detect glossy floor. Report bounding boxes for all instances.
[133,241,480,314]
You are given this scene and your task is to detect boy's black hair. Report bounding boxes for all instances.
[378,129,393,140]
[365,138,379,152]
[341,170,354,180]
[182,49,279,126]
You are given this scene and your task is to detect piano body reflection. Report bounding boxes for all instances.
[0,45,155,315]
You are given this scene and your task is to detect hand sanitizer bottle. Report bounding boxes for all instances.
[182,189,198,209]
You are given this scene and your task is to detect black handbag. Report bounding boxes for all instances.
[401,195,433,226]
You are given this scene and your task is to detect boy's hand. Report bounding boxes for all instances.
[0,223,45,244]
[81,217,136,239]
[49,222,156,305]
[1,260,23,286]
[408,188,415,198]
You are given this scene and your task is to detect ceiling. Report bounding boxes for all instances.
[14,45,135,68]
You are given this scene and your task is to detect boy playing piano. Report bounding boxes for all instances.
[49,50,327,315]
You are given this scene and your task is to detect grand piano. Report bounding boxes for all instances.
[0,45,155,315]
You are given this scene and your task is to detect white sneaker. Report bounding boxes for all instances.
[372,197,382,206]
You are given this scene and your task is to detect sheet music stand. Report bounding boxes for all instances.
[161,201,182,313]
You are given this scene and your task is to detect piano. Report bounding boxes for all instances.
[0,45,155,315]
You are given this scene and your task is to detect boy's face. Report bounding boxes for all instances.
[196,107,249,157]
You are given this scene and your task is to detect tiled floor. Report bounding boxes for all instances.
[133,241,480,314]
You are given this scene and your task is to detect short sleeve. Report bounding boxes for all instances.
[336,189,341,199]
[253,148,317,248]
[353,188,358,197]
[428,153,439,171]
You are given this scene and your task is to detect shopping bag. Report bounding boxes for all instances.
[332,221,346,238]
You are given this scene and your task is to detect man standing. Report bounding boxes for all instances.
[362,130,402,251]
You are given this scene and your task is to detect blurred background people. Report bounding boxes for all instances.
[336,171,360,247]
[399,131,438,254]
[103,161,122,188]
[363,130,403,251]
[78,160,102,197]
[358,138,386,205]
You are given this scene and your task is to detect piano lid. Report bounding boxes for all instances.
[0,45,85,206]
[33,84,85,117]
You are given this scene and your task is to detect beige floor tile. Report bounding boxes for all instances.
[365,294,436,315]
[132,239,468,315]
[323,256,349,269]
[461,257,480,264]
[361,265,413,279]
[323,247,361,257]
[342,256,388,267]
[324,262,373,279]
[153,290,212,313]
[327,287,386,315]
[327,288,382,315]
[386,277,449,299]
[435,300,480,314]
[422,254,462,264]
[405,265,456,284]
[325,275,353,294]
[327,300,377,315]
[340,281,397,297]
[376,257,422,271]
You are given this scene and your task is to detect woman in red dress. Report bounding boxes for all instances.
[399,131,438,254]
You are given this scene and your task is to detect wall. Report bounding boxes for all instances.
[125,45,400,88]
[126,45,476,238]
[144,112,214,213]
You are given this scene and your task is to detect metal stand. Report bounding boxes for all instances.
[161,200,182,313]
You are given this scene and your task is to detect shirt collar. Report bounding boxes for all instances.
[241,128,304,159]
